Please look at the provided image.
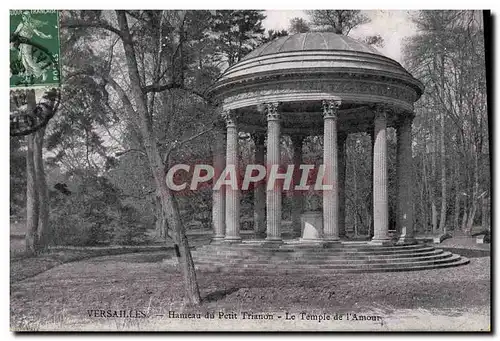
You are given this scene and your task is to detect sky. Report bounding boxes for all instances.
[262,10,418,64]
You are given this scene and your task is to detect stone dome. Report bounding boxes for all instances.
[207,32,423,110]
[207,32,423,131]
[241,32,383,60]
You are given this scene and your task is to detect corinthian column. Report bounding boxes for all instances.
[322,100,341,242]
[291,135,305,238]
[252,132,266,239]
[397,114,416,244]
[212,120,226,243]
[371,105,391,245]
[265,102,282,243]
[223,111,241,243]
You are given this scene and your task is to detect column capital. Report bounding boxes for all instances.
[322,100,341,119]
[372,104,388,120]
[263,102,281,121]
[372,103,403,120]
[222,110,237,127]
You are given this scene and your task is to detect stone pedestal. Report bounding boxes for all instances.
[300,211,323,241]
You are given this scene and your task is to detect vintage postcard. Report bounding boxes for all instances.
[9,9,491,332]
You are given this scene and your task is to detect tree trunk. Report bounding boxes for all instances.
[422,152,429,233]
[154,195,164,238]
[467,203,477,232]
[453,166,460,231]
[25,90,39,255]
[481,196,488,230]
[466,147,480,231]
[431,114,438,234]
[157,177,200,305]
[419,175,425,234]
[25,134,39,255]
[438,53,447,234]
[461,195,468,232]
[438,111,447,233]
[34,126,50,251]
[116,11,201,305]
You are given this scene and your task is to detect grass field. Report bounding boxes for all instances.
[10,238,490,332]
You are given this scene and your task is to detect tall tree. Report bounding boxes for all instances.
[289,17,310,34]
[306,10,384,47]
[10,89,53,254]
[306,10,369,35]
[61,9,260,305]
[211,10,266,66]
[404,10,488,233]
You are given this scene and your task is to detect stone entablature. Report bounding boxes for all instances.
[218,77,418,113]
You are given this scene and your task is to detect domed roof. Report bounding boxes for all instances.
[242,32,383,61]
[207,31,424,112]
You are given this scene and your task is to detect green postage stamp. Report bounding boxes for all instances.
[10,10,61,89]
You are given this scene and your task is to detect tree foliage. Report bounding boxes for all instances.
[306,10,369,35]
[50,173,149,245]
[289,17,310,34]
[211,10,266,66]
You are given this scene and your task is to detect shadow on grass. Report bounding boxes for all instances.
[202,287,239,303]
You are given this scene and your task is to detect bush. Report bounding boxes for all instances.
[50,174,150,246]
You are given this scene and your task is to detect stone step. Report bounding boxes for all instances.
[192,249,445,262]
[193,251,452,265]
[194,256,470,274]
[192,248,442,259]
[193,246,438,258]
[256,252,453,268]
[281,242,428,250]
[165,242,470,274]
[194,252,457,268]
[196,245,437,255]
[198,243,432,251]
[194,254,467,272]
[201,243,430,252]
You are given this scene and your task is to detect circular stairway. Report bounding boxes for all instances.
[180,241,469,274]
